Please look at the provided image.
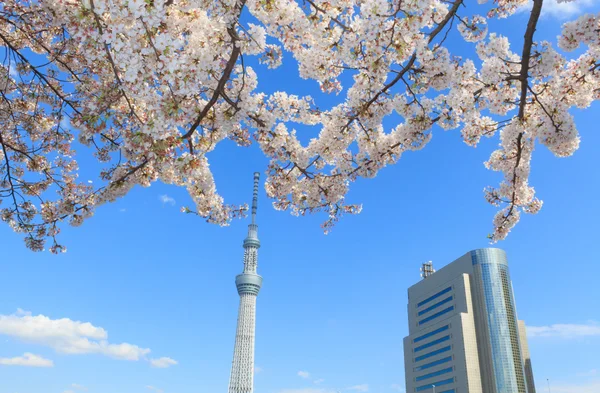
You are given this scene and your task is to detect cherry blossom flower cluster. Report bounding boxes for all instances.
[0,0,597,251]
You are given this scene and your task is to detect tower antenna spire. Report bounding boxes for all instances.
[251,172,259,225]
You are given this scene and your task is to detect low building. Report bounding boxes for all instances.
[403,248,536,393]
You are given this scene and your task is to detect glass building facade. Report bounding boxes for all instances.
[471,249,528,393]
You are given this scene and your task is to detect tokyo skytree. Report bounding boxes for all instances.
[228,172,262,393]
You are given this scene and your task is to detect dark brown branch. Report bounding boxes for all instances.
[110,160,149,185]
[0,18,85,84]
[89,0,144,124]
[428,0,463,40]
[358,0,462,117]
[498,0,544,229]
[0,32,81,115]
[518,0,543,121]
[139,17,178,104]
[305,0,351,32]
[181,25,242,140]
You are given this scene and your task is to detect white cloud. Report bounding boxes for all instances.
[146,386,164,393]
[390,384,405,392]
[279,390,336,393]
[527,323,600,338]
[347,385,369,392]
[64,383,87,393]
[518,0,596,19]
[295,371,329,386]
[0,353,53,367]
[577,369,599,377]
[64,386,87,393]
[547,380,600,393]
[159,195,176,205]
[150,357,178,368]
[0,310,150,361]
[16,308,31,317]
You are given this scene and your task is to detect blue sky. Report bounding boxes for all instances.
[1,2,600,393]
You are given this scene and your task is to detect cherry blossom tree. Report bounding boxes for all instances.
[0,0,597,252]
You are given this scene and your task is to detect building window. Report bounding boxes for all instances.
[415,378,454,392]
[413,325,450,343]
[414,335,451,352]
[417,287,452,308]
[415,346,451,362]
[414,356,452,372]
[415,367,453,382]
[418,306,454,325]
[418,296,454,316]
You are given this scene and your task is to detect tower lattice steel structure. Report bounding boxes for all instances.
[228,172,262,393]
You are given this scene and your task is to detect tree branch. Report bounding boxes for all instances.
[497,0,544,230]
[89,0,144,124]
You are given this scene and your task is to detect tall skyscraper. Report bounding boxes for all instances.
[403,248,536,393]
[228,173,262,393]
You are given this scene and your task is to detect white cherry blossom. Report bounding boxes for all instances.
[0,0,598,251]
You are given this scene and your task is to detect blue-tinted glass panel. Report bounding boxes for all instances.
[415,346,451,362]
[414,356,452,372]
[418,306,454,325]
[414,335,450,352]
[439,390,455,393]
[417,287,452,307]
[414,325,450,343]
[415,378,454,392]
[415,367,453,382]
[476,257,526,393]
[418,296,454,316]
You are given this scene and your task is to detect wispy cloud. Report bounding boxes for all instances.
[576,369,598,377]
[62,384,87,393]
[150,357,178,368]
[296,370,329,386]
[390,384,405,392]
[518,0,596,19]
[0,353,53,367]
[347,385,369,392]
[546,380,600,393]
[255,366,263,374]
[146,386,164,393]
[15,308,30,316]
[0,310,171,365]
[527,323,600,338]
[279,389,337,393]
[159,195,176,205]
